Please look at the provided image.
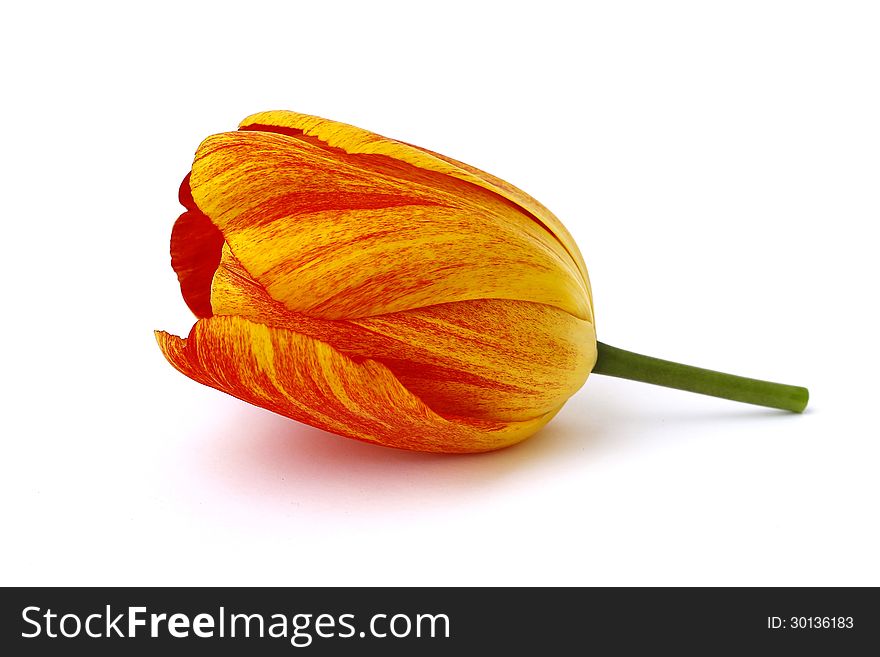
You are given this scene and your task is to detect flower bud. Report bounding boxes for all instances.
[156,111,596,452]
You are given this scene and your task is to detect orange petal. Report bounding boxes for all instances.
[239,110,591,302]
[189,127,591,321]
[402,143,595,315]
[170,175,224,317]
[239,110,593,320]
[210,245,595,422]
[155,317,560,453]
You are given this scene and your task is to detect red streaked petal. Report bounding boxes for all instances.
[239,109,593,311]
[210,244,595,422]
[189,127,591,321]
[155,317,560,453]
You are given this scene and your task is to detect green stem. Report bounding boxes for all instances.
[593,342,808,413]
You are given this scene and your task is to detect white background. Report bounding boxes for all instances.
[2,1,878,586]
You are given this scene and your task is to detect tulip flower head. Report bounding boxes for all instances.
[157,111,807,454]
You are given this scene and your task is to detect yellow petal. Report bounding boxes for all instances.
[240,110,592,310]
[403,142,595,315]
[189,127,591,321]
[211,244,596,422]
[155,316,560,453]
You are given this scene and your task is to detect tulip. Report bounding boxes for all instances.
[156,111,808,453]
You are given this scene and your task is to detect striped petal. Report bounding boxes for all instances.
[401,143,595,315]
[211,245,596,422]
[189,125,592,321]
[240,109,592,308]
[155,317,559,453]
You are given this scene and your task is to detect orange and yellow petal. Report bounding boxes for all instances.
[211,245,596,422]
[170,177,224,318]
[155,316,559,453]
[189,128,591,321]
[354,299,595,422]
[239,110,591,306]
[403,143,595,315]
